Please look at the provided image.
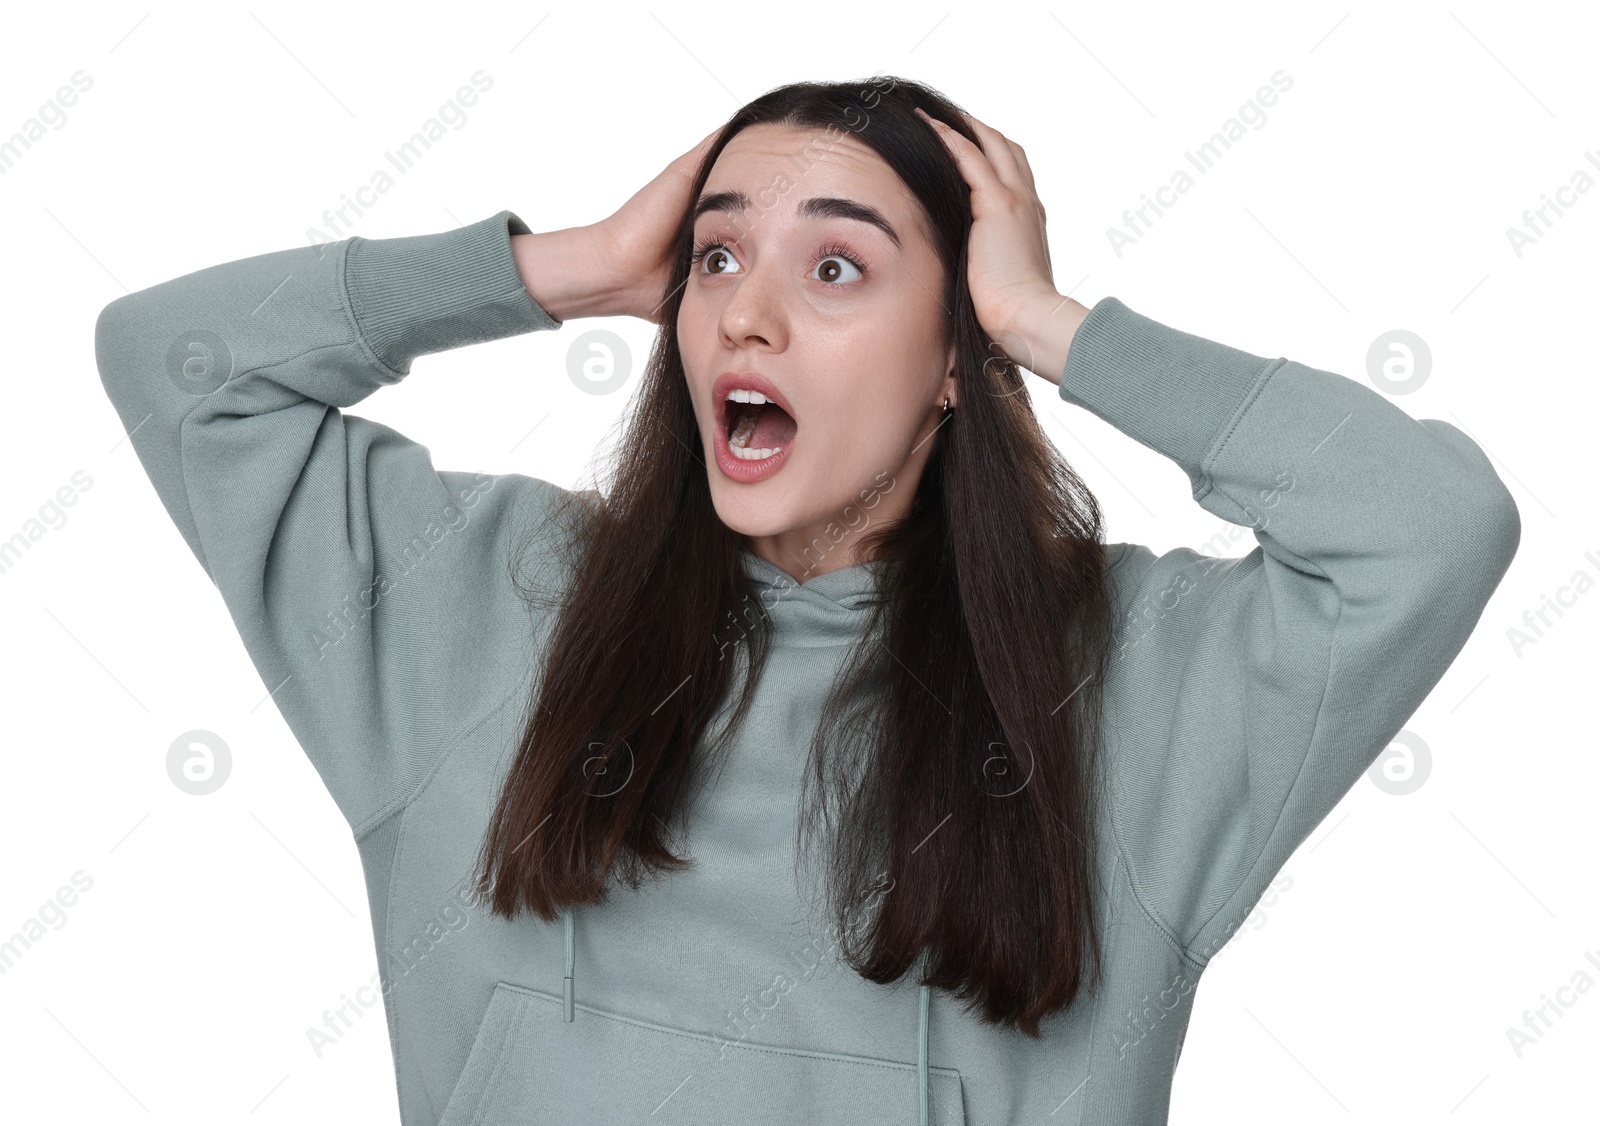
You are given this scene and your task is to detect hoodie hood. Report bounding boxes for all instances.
[737,548,886,643]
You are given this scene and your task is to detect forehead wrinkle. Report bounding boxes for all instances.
[695,127,913,239]
[692,190,902,250]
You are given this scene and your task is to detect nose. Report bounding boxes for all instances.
[715,258,787,353]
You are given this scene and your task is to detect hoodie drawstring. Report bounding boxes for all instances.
[560,907,931,1124]
[562,906,576,1022]
[917,983,931,1125]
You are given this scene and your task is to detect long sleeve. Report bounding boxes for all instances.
[94,209,570,834]
[1059,296,1521,965]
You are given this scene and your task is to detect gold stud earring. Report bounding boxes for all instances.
[943,395,953,413]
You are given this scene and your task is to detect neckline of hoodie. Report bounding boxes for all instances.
[737,549,883,610]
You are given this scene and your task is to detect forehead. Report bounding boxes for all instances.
[701,122,917,225]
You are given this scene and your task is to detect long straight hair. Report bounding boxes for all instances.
[473,76,1118,1037]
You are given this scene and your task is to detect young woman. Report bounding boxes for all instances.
[95,77,1519,1125]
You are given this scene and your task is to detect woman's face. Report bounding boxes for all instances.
[678,121,955,581]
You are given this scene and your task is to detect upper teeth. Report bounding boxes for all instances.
[726,389,772,405]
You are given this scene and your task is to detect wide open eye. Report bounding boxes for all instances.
[811,243,866,284]
[812,254,863,284]
[691,238,742,275]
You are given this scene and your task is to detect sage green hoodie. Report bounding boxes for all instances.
[94,210,1519,1125]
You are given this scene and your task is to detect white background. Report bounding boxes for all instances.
[0,1,1594,1122]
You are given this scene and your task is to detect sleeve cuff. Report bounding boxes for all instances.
[343,209,562,374]
[1058,296,1280,492]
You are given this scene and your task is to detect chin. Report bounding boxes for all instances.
[707,483,795,540]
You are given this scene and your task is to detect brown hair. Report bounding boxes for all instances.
[472,76,1118,1037]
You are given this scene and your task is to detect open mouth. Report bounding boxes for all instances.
[722,389,798,461]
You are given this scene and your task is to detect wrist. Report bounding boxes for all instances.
[511,224,628,322]
[1007,290,1090,387]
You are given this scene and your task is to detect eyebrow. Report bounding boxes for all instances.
[691,190,902,249]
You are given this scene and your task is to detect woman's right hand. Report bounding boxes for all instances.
[512,128,719,325]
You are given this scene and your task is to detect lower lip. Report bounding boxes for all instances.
[713,416,794,483]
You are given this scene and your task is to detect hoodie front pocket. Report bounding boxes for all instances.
[437,981,966,1126]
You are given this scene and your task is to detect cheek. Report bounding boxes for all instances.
[677,316,715,423]
[677,299,716,362]
[858,373,931,442]
[799,402,900,488]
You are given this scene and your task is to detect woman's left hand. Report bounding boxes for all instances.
[917,107,1087,386]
